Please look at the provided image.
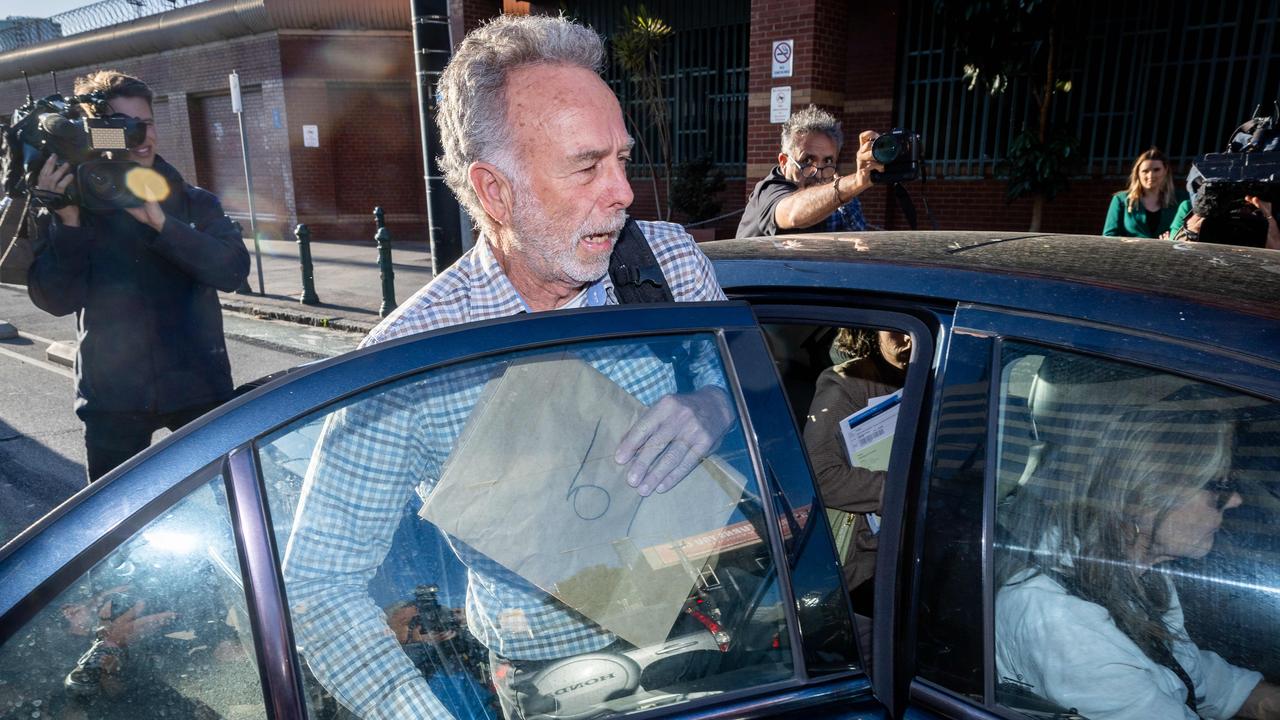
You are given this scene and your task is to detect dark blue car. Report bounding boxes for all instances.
[2,232,1277,720]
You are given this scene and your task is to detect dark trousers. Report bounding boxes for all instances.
[79,402,220,483]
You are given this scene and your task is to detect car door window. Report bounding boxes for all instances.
[991,343,1280,720]
[257,334,794,720]
[761,321,915,674]
[0,474,266,719]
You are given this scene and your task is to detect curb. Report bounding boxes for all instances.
[46,340,76,368]
[218,299,376,335]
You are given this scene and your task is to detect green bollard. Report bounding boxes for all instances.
[232,220,254,295]
[296,223,320,306]
[374,206,397,318]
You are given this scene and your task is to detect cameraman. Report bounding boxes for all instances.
[736,105,882,238]
[1171,195,1280,249]
[27,71,250,483]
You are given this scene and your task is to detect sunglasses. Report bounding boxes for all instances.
[1204,476,1241,509]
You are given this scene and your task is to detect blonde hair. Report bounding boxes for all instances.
[1124,147,1176,212]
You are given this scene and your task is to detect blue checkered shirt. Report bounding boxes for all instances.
[283,222,726,719]
[825,196,868,232]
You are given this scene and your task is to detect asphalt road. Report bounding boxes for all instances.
[0,282,362,544]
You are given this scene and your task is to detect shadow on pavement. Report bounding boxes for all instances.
[0,417,84,546]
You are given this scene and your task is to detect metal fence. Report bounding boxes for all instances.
[897,0,1280,178]
[566,0,750,178]
[0,0,211,55]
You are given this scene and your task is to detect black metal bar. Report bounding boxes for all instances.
[411,0,463,274]
[224,446,309,720]
[374,207,397,318]
[295,223,320,306]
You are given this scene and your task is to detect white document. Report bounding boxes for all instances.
[839,389,901,473]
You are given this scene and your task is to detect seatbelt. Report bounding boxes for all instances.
[608,218,673,304]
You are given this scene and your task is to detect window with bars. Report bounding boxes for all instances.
[897,0,1280,179]
[564,0,750,179]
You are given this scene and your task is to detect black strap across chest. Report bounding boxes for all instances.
[608,219,672,304]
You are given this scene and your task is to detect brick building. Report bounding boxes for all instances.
[1,0,1275,244]
[0,0,503,243]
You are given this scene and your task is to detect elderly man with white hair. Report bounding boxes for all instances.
[283,13,739,720]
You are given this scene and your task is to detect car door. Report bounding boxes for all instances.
[0,303,886,720]
[903,303,1280,720]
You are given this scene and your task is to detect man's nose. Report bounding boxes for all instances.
[604,159,633,210]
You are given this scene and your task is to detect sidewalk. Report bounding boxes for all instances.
[220,237,438,335]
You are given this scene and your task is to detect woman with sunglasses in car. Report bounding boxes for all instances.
[994,414,1280,719]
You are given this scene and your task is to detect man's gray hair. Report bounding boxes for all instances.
[437,14,606,225]
[780,105,843,156]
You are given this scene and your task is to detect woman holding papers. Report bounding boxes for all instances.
[803,329,910,615]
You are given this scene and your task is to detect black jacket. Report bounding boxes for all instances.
[27,157,250,415]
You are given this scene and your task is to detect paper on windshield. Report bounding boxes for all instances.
[839,390,901,472]
[419,353,746,648]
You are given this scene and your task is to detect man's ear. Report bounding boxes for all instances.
[469,162,515,227]
[777,153,789,171]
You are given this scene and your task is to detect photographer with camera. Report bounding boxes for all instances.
[735,105,883,238]
[25,71,250,482]
[1170,106,1280,250]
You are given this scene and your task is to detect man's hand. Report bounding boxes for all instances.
[125,198,166,232]
[848,130,884,193]
[1245,195,1280,250]
[1185,212,1204,236]
[615,386,735,496]
[97,597,176,649]
[35,154,80,227]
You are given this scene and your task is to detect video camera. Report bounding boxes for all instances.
[3,88,150,211]
[1186,104,1279,247]
[870,128,923,184]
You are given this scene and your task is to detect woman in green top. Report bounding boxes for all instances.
[1102,147,1185,238]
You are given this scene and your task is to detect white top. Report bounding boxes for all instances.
[996,570,1261,720]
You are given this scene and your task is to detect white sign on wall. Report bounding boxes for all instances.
[771,39,794,78]
[770,86,792,124]
[302,125,319,148]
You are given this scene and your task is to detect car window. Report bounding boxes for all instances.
[0,475,266,718]
[761,321,914,674]
[992,342,1280,720]
[257,334,794,720]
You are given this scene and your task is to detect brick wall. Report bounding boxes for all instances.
[277,33,425,243]
[896,177,1121,234]
[189,86,291,233]
[0,33,293,235]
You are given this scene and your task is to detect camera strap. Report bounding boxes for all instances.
[890,182,919,231]
[608,218,673,304]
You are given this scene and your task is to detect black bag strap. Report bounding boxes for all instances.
[609,218,673,304]
[890,182,919,231]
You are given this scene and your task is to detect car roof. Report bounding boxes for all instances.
[704,231,1280,321]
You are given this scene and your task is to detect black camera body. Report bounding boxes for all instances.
[5,91,148,211]
[1186,106,1279,247]
[870,129,923,184]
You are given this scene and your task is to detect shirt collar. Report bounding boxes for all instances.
[472,235,612,315]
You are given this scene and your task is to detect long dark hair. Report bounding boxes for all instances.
[997,413,1232,666]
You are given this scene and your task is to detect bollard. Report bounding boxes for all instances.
[374,207,397,317]
[295,224,320,305]
[232,220,254,295]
